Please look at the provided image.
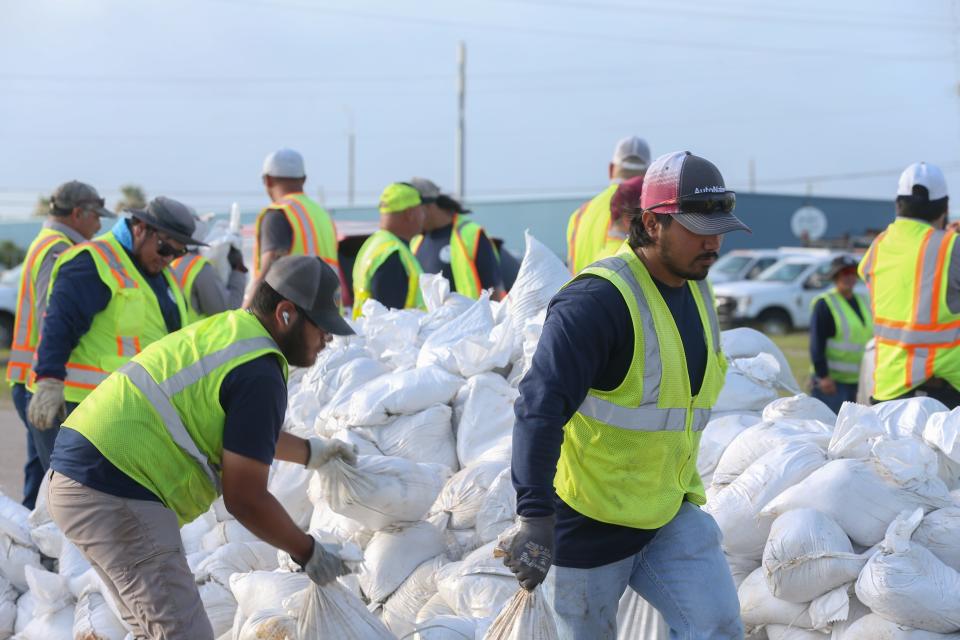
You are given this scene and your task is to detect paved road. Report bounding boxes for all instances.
[0,406,25,501]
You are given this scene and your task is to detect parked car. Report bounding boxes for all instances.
[712,251,866,335]
[709,249,789,284]
[0,264,20,348]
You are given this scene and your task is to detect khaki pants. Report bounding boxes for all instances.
[47,472,214,640]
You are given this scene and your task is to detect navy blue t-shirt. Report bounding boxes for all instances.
[512,273,707,568]
[414,222,502,293]
[809,294,864,378]
[369,252,411,310]
[51,354,287,501]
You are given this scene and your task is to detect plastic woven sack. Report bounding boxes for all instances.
[482,587,559,640]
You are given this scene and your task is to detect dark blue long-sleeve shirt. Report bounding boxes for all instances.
[512,273,707,568]
[34,221,183,380]
[369,252,411,310]
[809,294,864,379]
[415,223,502,293]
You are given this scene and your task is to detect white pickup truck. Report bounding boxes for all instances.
[0,265,19,348]
[713,252,866,335]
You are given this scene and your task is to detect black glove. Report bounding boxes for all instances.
[228,246,247,273]
[498,515,555,591]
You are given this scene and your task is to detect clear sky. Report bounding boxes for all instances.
[0,0,957,217]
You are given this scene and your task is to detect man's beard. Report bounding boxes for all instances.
[276,317,316,367]
[659,236,718,282]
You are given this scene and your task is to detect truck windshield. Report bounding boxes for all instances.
[758,262,810,283]
[713,255,752,276]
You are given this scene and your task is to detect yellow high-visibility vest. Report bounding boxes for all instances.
[410,214,494,299]
[566,184,618,275]
[810,289,872,384]
[352,230,423,319]
[253,193,339,277]
[168,253,210,325]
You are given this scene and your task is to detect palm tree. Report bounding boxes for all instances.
[115,184,147,212]
[32,195,51,217]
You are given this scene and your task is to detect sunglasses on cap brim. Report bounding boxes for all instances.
[645,190,737,215]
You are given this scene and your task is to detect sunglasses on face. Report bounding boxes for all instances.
[149,229,187,259]
[645,190,737,215]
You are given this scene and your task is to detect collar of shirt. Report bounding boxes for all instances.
[43,219,87,245]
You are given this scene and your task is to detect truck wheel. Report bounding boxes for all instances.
[757,309,792,336]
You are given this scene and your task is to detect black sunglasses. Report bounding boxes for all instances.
[645,190,737,215]
[149,228,188,259]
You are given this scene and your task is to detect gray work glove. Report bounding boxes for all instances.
[305,437,358,470]
[300,536,351,586]
[27,378,67,431]
[496,515,555,591]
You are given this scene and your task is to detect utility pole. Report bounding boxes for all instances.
[748,157,756,193]
[455,41,466,200]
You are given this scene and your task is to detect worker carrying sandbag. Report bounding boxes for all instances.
[45,255,358,639]
[808,255,872,413]
[860,161,960,407]
[505,151,750,639]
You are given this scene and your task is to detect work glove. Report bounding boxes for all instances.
[282,536,351,586]
[495,515,555,591]
[305,436,358,470]
[228,246,247,273]
[27,378,67,432]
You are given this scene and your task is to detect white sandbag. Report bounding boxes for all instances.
[616,590,668,640]
[738,567,812,629]
[712,420,831,487]
[874,396,948,439]
[436,541,517,620]
[29,521,62,559]
[313,357,393,431]
[71,588,129,640]
[196,541,279,589]
[827,592,871,640]
[431,461,510,531]
[312,456,448,531]
[762,508,868,603]
[924,408,960,484]
[476,467,517,544]
[842,613,960,639]
[829,401,884,459]
[331,366,464,427]
[16,602,74,640]
[453,373,518,468]
[27,473,52,529]
[201,519,258,552]
[292,581,394,639]
[856,509,960,633]
[267,461,314,529]
[698,413,762,483]
[482,587,559,640]
[415,614,478,640]
[236,607,297,640]
[0,536,40,593]
[307,500,374,550]
[720,327,801,393]
[59,537,91,578]
[181,508,216,555]
[504,231,570,336]
[417,293,495,374]
[913,507,960,571]
[359,522,447,604]
[714,368,779,412]
[199,581,236,637]
[808,584,850,632]
[450,315,516,378]
[358,405,459,470]
[331,428,383,457]
[14,591,33,634]
[759,458,950,547]
[762,394,837,425]
[382,554,450,639]
[726,554,761,590]
[0,496,32,548]
[507,310,547,386]
[0,575,16,640]
[417,591,457,623]
[229,570,311,623]
[19,565,75,639]
[765,624,825,639]
[705,440,828,559]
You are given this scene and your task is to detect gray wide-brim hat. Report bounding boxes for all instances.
[129,196,207,246]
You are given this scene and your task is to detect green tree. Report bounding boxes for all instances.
[0,240,26,268]
[115,184,147,212]
[33,195,51,217]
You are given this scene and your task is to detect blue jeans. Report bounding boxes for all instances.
[11,383,43,510]
[811,378,858,414]
[542,502,743,640]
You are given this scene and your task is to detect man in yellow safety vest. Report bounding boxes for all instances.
[859,161,960,407]
[503,151,749,639]
[5,180,115,508]
[351,182,425,318]
[408,177,503,299]
[249,148,340,299]
[47,256,358,638]
[808,255,872,413]
[26,197,196,467]
[566,136,651,274]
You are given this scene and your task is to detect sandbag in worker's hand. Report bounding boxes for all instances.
[495,515,555,591]
[280,535,354,586]
[306,436,358,470]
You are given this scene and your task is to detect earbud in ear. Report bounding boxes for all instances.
[282,311,290,326]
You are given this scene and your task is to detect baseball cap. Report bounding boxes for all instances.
[379,183,422,214]
[265,256,355,335]
[262,148,306,179]
[827,255,859,280]
[610,175,645,222]
[51,180,116,218]
[612,136,652,172]
[897,162,948,201]
[129,196,206,246]
[640,151,751,235]
[409,177,441,204]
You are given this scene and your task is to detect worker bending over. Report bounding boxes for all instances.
[47,256,358,639]
[504,151,748,639]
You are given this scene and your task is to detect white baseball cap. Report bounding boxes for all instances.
[262,148,306,179]
[612,136,652,171]
[897,161,948,201]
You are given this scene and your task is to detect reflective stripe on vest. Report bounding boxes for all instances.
[352,230,423,318]
[169,254,205,292]
[410,215,487,298]
[6,232,70,383]
[253,194,339,277]
[815,290,872,382]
